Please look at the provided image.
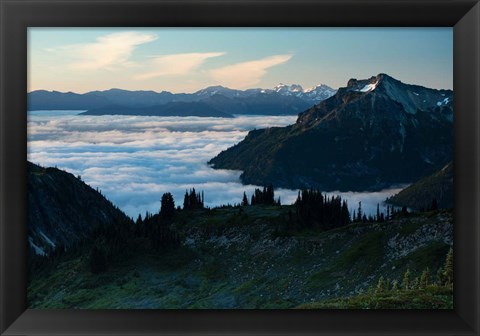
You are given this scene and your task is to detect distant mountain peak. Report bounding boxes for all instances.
[273,83,304,93]
[195,85,230,92]
[346,74,390,93]
[201,85,229,90]
[272,83,336,102]
[304,83,332,92]
[335,73,454,115]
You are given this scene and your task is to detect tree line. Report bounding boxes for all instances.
[369,247,453,294]
[292,189,350,232]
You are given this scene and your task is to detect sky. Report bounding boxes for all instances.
[28,28,453,93]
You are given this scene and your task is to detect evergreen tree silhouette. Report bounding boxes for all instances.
[357,202,362,222]
[242,192,249,206]
[160,192,175,219]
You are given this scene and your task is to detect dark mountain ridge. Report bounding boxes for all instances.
[386,162,453,210]
[28,161,130,255]
[209,74,453,191]
[28,90,110,110]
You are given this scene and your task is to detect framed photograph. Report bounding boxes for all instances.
[1,0,479,335]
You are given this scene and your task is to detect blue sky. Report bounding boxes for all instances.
[28,28,453,93]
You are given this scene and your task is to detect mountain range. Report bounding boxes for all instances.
[209,73,453,191]
[28,83,336,117]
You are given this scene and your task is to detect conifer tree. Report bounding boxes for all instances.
[357,202,362,222]
[376,276,386,293]
[411,277,420,290]
[183,190,189,210]
[402,268,411,290]
[436,267,445,286]
[183,189,204,210]
[443,247,453,286]
[160,192,175,219]
[242,192,249,206]
[420,267,431,288]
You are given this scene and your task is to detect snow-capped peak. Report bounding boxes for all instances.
[289,84,304,93]
[273,83,304,94]
[272,83,336,102]
[305,84,330,93]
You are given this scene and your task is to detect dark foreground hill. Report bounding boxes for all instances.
[27,161,129,255]
[28,204,453,309]
[386,162,453,210]
[209,74,453,191]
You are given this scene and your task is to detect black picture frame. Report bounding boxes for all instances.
[1,0,479,335]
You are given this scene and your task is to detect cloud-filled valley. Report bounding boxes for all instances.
[28,111,402,218]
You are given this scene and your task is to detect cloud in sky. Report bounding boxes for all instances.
[209,54,293,89]
[30,30,298,92]
[135,52,225,80]
[64,32,158,70]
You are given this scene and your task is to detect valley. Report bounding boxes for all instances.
[24,28,455,311]
[27,74,454,310]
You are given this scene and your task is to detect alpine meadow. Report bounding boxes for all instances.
[27,28,454,309]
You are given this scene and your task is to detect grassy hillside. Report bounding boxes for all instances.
[297,286,453,309]
[387,162,453,210]
[28,206,453,309]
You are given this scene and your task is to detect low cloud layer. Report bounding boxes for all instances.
[28,111,401,218]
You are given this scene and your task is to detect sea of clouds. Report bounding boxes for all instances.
[27,111,403,218]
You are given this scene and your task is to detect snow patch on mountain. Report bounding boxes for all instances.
[29,237,46,256]
[437,97,450,106]
[40,231,56,248]
[358,81,378,93]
